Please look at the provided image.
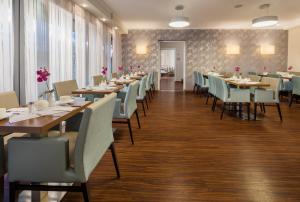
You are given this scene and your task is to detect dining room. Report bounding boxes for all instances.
[1,0,300,201]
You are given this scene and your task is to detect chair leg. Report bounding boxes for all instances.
[147,91,151,102]
[247,103,250,121]
[135,110,141,129]
[193,84,196,94]
[220,102,226,120]
[9,182,15,202]
[110,143,121,178]
[289,94,294,107]
[254,103,257,121]
[206,94,210,105]
[212,98,217,112]
[127,119,134,144]
[81,183,89,202]
[276,103,283,121]
[145,97,149,109]
[141,101,146,116]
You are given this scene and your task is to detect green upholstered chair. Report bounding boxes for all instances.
[289,76,300,107]
[136,76,148,116]
[214,77,251,120]
[8,93,119,202]
[113,81,140,144]
[193,71,199,94]
[253,77,282,121]
[145,74,152,101]
[0,91,28,178]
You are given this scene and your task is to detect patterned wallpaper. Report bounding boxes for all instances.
[121,29,288,90]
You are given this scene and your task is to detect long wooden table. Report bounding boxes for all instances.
[72,85,123,95]
[0,101,91,135]
[226,80,270,88]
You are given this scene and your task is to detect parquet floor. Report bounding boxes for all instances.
[63,91,300,202]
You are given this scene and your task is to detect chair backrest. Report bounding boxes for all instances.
[74,93,116,182]
[214,77,227,101]
[196,72,202,86]
[145,74,151,90]
[208,75,216,95]
[261,77,281,101]
[138,76,147,98]
[93,75,106,86]
[124,81,139,117]
[0,91,19,109]
[53,80,78,98]
[150,71,155,84]
[292,76,300,96]
[193,71,198,84]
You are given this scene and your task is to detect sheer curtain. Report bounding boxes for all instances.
[88,17,103,82]
[24,0,38,102]
[74,5,86,88]
[161,49,176,70]
[49,0,73,84]
[103,25,112,76]
[112,29,122,73]
[0,0,14,92]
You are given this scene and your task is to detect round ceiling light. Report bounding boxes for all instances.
[169,16,190,28]
[169,5,190,28]
[252,16,279,28]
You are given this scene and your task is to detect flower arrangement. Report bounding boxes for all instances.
[37,67,53,98]
[234,66,241,73]
[118,66,124,73]
[288,66,293,71]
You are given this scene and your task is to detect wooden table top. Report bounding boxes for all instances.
[72,85,123,95]
[226,80,270,88]
[114,80,135,85]
[0,101,91,135]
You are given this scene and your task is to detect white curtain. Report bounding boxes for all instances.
[24,0,38,102]
[88,18,103,82]
[161,49,176,70]
[112,29,122,73]
[103,25,112,77]
[0,0,14,92]
[49,0,73,84]
[74,5,86,88]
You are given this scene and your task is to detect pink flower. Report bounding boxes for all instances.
[37,67,50,82]
[235,66,240,72]
[118,66,124,72]
[101,67,108,76]
[288,66,293,71]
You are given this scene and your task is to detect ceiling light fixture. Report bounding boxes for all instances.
[101,18,107,22]
[169,5,190,28]
[252,4,279,28]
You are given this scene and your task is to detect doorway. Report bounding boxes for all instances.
[159,41,185,91]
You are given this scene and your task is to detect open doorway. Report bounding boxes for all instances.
[159,41,185,91]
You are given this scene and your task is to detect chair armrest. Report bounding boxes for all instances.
[8,136,69,182]
[113,98,122,117]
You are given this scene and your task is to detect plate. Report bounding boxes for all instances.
[0,114,9,121]
[56,99,74,105]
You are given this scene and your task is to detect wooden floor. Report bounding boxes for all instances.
[160,76,183,91]
[64,91,300,202]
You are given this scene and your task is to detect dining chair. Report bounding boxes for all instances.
[193,71,199,94]
[253,77,282,121]
[145,74,152,102]
[53,80,78,99]
[206,75,218,111]
[150,71,156,92]
[215,77,251,120]
[8,93,120,202]
[289,76,300,107]
[93,75,106,86]
[199,72,209,96]
[0,91,28,177]
[113,81,140,144]
[136,76,148,116]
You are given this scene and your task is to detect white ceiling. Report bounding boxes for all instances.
[102,0,300,30]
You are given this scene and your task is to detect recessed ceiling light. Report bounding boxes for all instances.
[101,18,107,22]
[82,4,88,8]
[114,26,118,30]
[234,4,243,8]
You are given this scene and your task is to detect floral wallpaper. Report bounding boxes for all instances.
[122,29,288,90]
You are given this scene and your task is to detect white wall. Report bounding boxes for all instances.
[288,26,300,72]
[160,41,184,81]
